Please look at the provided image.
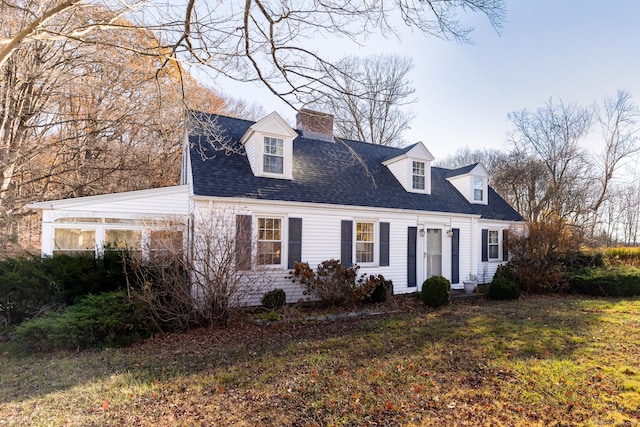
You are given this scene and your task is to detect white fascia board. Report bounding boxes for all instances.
[470,163,490,178]
[382,141,435,166]
[191,195,482,220]
[26,185,190,213]
[241,111,297,145]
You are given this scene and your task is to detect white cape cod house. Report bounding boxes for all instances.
[28,109,522,302]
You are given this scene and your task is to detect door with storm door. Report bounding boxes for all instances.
[426,229,442,279]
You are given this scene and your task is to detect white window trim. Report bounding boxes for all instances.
[262,136,285,175]
[487,229,501,261]
[354,220,377,266]
[255,215,285,268]
[406,158,430,194]
[412,160,426,190]
[471,176,488,204]
[258,133,292,179]
[49,221,185,259]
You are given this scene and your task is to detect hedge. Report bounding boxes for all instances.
[569,266,640,297]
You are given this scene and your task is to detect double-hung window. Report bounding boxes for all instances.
[412,161,425,190]
[355,221,374,263]
[473,178,484,201]
[263,137,284,174]
[488,230,499,260]
[257,217,281,265]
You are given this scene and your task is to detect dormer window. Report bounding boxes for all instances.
[239,112,297,180]
[412,161,425,190]
[263,137,284,174]
[381,142,434,194]
[446,163,489,204]
[473,178,484,201]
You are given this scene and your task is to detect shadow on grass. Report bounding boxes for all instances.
[0,295,638,425]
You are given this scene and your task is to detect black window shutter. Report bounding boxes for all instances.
[379,222,390,267]
[502,229,509,262]
[236,215,252,270]
[481,228,488,262]
[407,227,417,287]
[341,220,353,267]
[451,228,460,284]
[288,217,302,269]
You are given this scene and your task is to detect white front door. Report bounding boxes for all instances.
[426,228,442,278]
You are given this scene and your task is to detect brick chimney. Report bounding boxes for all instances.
[296,109,334,142]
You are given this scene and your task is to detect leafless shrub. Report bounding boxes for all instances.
[126,210,273,328]
[507,218,581,293]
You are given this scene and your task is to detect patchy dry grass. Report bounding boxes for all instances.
[1,295,639,426]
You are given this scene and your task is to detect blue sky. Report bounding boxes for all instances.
[207,1,640,161]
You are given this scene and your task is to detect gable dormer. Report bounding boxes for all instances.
[382,142,435,194]
[446,163,490,205]
[240,112,298,180]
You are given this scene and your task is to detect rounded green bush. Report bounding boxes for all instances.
[487,277,521,300]
[421,275,451,307]
[261,288,287,310]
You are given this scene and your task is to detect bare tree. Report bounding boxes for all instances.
[159,0,504,108]
[592,90,640,213]
[1,12,231,249]
[435,146,506,173]
[302,55,416,146]
[3,1,506,108]
[1,37,73,213]
[620,182,640,246]
[0,0,146,69]
[507,99,593,222]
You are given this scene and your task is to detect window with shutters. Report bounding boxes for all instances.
[257,217,282,265]
[488,230,500,260]
[355,221,375,263]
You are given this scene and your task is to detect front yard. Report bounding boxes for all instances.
[1,295,639,426]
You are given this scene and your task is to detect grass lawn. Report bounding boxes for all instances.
[1,295,639,426]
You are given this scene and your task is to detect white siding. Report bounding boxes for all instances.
[450,217,475,289]
[195,198,487,303]
[244,137,257,175]
[33,186,190,217]
[476,220,522,284]
[448,175,472,202]
[385,159,408,191]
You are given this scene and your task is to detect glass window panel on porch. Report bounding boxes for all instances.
[105,229,142,249]
[149,230,184,260]
[53,228,96,256]
[105,229,142,258]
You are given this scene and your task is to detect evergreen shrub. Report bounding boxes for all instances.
[421,275,451,307]
[487,277,521,300]
[14,291,152,351]
[261,288,287,310]
[569,266,640,297]
[0,251,131,327]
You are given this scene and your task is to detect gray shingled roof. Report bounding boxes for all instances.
[445,163,479,178]
[188,112,523,221]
